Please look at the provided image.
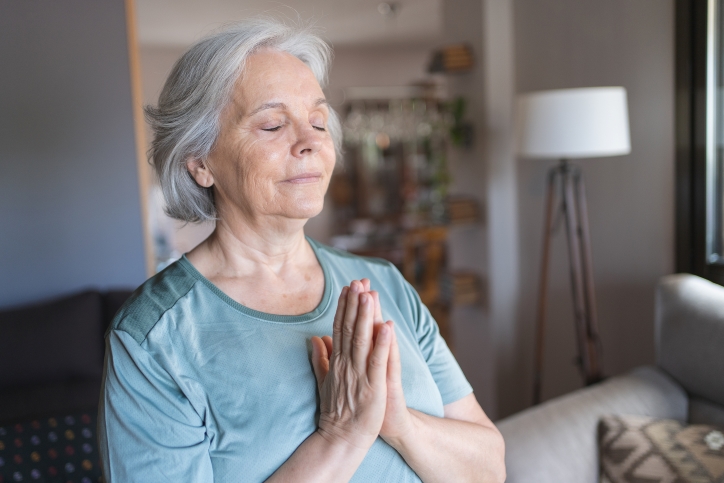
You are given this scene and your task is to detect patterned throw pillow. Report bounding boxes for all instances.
[599,414,724,483]
[0,410,102,483]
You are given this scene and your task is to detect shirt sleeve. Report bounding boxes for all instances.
[99,329,213,483]
[401,278,474,406]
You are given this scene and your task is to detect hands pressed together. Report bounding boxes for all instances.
[277,278,504,483]
[310,279,412,453]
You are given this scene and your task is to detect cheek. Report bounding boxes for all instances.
[236,137,286,187]
[321,141,337,173]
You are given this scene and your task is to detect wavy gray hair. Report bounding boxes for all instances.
[145,18,342,222]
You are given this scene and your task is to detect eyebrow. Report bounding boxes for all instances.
[246,98,329,117]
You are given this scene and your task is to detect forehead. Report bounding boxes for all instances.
[231,49,324,111]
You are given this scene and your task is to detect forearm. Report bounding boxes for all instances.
[265,430,369,483]
[387,409,505,483]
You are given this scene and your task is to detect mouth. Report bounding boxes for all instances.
[283,172,324,184]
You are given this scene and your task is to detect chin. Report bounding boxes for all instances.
[282,196,325,220]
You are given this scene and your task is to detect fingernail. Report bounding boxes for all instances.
[360,293,367,304]
[379,325,389,340]
[351,282,359,293]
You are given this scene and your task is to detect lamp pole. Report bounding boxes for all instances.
[533,159,604,405]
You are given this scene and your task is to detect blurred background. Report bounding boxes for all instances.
[0,0,674,422]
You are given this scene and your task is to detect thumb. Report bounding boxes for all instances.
[310,336,330,392]
[322,335,334,357]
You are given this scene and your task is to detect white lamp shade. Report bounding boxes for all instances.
[516,87,631,159]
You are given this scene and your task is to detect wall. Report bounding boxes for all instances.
[326,43,436,105]
[141,43,435,118]
[440,0,502,417]
[0,0,147,308]
[507,0,675,415]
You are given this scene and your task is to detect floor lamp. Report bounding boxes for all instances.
[516,87,631,405]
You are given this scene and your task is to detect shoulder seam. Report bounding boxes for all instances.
[114,280,197,344]
[108,261,198,344]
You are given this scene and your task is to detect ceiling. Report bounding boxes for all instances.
[135,0,443,47]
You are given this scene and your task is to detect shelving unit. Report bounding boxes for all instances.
[329,91,483,346]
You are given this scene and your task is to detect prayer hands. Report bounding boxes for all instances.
[311,279,413,452]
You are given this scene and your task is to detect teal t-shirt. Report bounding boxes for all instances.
[98,238,472,482]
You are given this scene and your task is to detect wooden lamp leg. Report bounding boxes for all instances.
[573,170,603,384]
[561,164,595,382]
[533,167,559,405]
[533,161,605,405]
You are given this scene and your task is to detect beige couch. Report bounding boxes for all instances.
[497,274,724,482]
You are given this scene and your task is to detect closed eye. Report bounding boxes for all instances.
[262,126,282,132]
[313,125,327,132]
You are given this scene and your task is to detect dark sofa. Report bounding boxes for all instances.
[0,289,132,422]
[0,289,131,482]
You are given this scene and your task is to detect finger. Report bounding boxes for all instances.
[352,292,375,371]
[342,280,363,356]
[310,336,330,392]
[332,286,349,357]
[370,291,384,325]
[361,278,371,292]
[387,321,402,386]
[368,321,392,388]
[322,335,333,356]
[370,292,384,345]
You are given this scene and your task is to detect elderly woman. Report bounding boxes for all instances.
[99,18,504,483]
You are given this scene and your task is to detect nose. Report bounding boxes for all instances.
[291,122,324,158]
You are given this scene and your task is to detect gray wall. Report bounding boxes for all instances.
[508,0,675,414]
[441,0,500,417]
[0,0,147,308]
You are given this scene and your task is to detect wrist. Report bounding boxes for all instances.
[381,409,419,451]
[316,426,376,456]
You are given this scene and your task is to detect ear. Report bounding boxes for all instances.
[186,157,214,188]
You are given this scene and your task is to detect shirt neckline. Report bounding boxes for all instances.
[177,236,333,324]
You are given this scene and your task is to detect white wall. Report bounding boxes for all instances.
[326,43,435,105]
[507,0,675,415]
[140,45,186,106]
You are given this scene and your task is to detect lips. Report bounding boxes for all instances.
[284,172,323,184]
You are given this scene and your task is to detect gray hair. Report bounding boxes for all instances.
[145,18,342,222]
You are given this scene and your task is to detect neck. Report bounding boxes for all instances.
[189,201,313,278]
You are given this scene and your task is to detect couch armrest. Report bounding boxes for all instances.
[496,366,687,483]
[656,273,724,406]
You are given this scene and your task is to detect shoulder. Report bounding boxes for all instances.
[108,259,198,344]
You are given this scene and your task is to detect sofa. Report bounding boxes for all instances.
[0,289,132,422]
[0,289,131,481]
[497,273,724,482]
